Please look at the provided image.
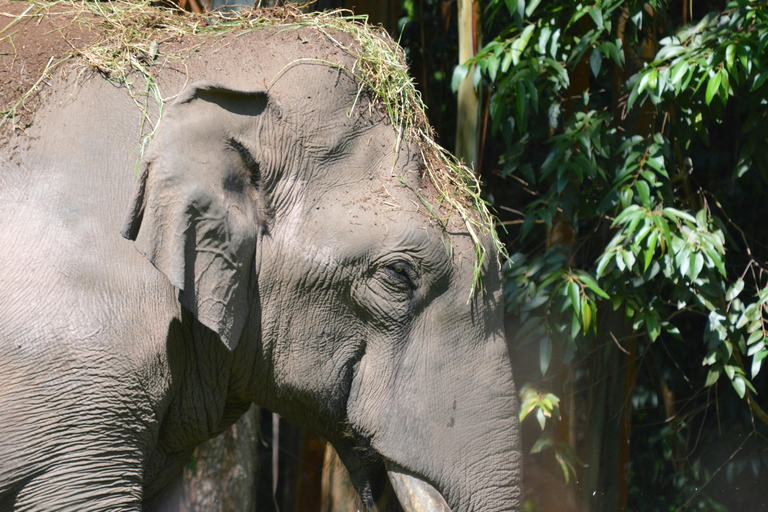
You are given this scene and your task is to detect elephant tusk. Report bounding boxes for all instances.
[386,465,453,512]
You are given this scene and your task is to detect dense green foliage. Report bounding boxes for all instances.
[461,0,768,509]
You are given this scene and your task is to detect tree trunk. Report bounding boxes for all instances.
[320,444,361,512]
[180,404,261,512]
[454,0,481,171]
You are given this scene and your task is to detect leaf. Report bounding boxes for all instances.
[487,54,501,83]
[705,368,720,387]
[644,232,658,272]
[596,253,612,279]
[501,49,514,73]
[637,69,655,94]
[504,0,516,17]
[578,271,610,299]
[538,25,551,55]
[655,45,685,62]
[524,0,541,17]
[732,375,747,399]
[582,299,592,334]
[636,180,650,207]
[613,204,642,226]
[670,60,690,94]
[627,83,642,110]
[556,450,577,484]
[690,251,705,282]
[451,63,470,93]
[726,279,745,301]
[540,336,552,376]
[752,354,765,379]
[705,70,722,106]
[549,28,561,59]
[589,48,601,78]
[530,433,554,454]
[568,281,580,314]
[647,314,661,342]
[662,207,697,225]
[752,69,768,92]
[725,43,736,70]
[511,24,536,66]
[587,6,603,30]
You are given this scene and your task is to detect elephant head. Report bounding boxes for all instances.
[122,58,522,511]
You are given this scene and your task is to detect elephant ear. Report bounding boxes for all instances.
[122,81,272,350]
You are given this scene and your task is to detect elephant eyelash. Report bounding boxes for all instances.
[228,138,261,190]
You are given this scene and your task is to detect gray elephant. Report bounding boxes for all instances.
[0,3,522,512]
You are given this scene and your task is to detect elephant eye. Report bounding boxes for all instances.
[385,261,415,287]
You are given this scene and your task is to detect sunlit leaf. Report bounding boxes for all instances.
[451,63,469,92]
[726,280,745,301]
[732,375,747,398]
[530,432,554,454]
[705,70,722,105]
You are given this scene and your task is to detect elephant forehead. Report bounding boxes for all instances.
[279,195,447,265]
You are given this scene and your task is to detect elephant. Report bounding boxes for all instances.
[0,3,522,512]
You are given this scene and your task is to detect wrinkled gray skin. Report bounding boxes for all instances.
[0,24,522,512]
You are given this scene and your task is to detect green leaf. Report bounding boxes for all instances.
[596,253,612,279]
[748,341,765,356]
[655,45,685,62]
[644,232,658,272]
[451,63,470,93]
[582,299,592,334]
[501,49,514,73]
[627,83,642,110]
[752,69,768,91]
[524,0,541,17]
[725,43,736,70]
[726,279,745,301]
[571,313,581,340]
[752,354,765,379]
[705,70,722,106]
[487,54,500,83]
[578,271,610,299]
[747,330,763,345]
[568,281,580,313]
[613,204,642,226]
[647,314,661,342]
[670,60,690,94]
[549,29,561,59]
[690,251,705,282]
[504,0,516,17]
[732,375,747,398]
[530,433,554,454]
[587,6,603,30]
[636,180,650,207]
[637,69,656,94]
[662,207,697,225]
[705,368,720,387]
[540,336,552,376]
[511,24,536,66]
[589,48,601,78]
[556,450,577,484]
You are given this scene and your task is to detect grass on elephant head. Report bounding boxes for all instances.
[2,0,504,296]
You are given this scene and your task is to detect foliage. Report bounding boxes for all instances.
[468,0,768,508]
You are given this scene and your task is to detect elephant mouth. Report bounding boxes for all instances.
[386,463,453,512]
